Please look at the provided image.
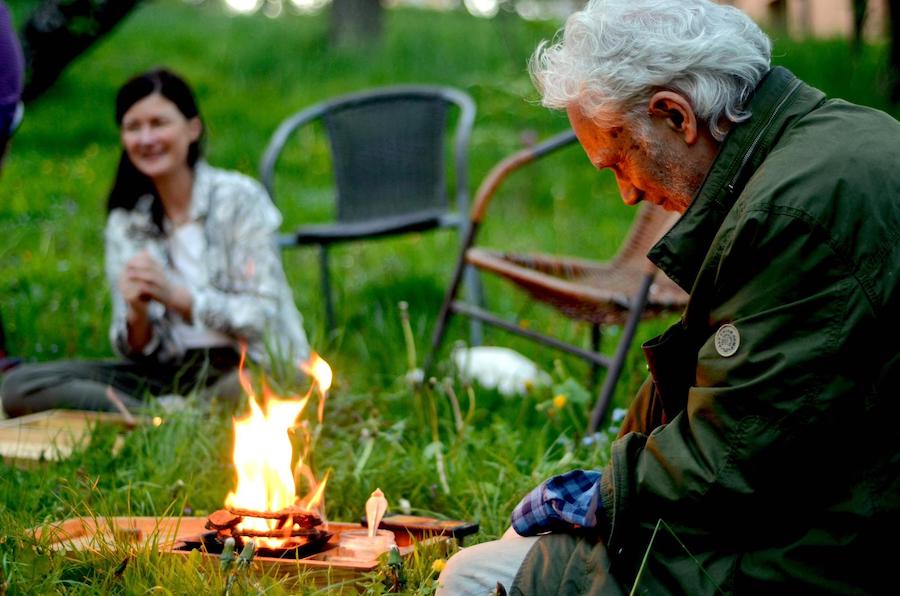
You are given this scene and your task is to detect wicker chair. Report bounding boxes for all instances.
[426,130,688,432]
[260,85,482,335]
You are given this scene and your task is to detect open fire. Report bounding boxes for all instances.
[30,348,479,572]
[205,351,334,555]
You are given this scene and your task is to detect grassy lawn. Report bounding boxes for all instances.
[1,1,897,592]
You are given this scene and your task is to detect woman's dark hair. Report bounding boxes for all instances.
[106,68,204,231]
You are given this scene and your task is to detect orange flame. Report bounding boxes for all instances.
[225,349,332,548]
[301,352,333,423]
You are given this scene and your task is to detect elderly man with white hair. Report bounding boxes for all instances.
[438,0,900,594]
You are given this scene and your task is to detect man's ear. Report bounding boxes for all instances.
[647,91,699,145]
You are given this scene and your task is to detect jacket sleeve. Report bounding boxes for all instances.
[191,179,286,345]
[600,206,863,550]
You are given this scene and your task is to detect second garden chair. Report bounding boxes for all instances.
[426,130,689,433]
[260,85,482,336]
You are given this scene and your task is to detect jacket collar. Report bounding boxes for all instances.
[647,67,826,292]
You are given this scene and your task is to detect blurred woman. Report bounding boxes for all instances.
[0,68,309,417]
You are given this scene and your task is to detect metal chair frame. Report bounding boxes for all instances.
[260,85,482,338]
[426,130,687,433]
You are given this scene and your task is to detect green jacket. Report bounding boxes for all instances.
[515,67,900,594]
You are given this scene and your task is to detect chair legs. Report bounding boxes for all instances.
[426,269,464,375]
[428,272,614,375]
[589,324,602,387]
[462,265,483,346]
[313,235,476,341]
[319,245,336,334]
[431,249,657,435]
[586,273,655,434]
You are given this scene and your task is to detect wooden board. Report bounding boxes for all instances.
[33,516,194,552]
[0,410,145,467]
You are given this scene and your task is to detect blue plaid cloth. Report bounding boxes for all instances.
[511,469,603,536]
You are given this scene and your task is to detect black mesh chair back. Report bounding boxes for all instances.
[260,86,482,335]
[324,97,448,222]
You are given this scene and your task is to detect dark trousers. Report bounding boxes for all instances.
[0,348,241,418]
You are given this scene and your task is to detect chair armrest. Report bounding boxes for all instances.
[470,129,578,224]
[259,103,330,200]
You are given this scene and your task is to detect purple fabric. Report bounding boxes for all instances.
[0,0,24,120]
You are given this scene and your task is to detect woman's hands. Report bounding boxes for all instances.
[120,250,172,306]
[118,250,194,328]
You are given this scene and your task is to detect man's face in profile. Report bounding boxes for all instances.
[566,103,713,214]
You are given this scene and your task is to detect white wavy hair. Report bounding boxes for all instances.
[530,0,772,140]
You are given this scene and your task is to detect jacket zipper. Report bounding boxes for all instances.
[725,79,803,195]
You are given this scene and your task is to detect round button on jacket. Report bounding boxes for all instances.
[714,324,740,357]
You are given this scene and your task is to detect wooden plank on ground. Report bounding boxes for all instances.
[0,409,144,467]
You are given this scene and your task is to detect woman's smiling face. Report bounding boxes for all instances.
[120,93,201,182]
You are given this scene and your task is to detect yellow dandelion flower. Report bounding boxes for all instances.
[553,394,568,409]
[432,558,447,573]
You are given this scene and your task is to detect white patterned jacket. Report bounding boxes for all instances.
[104,162,310,367]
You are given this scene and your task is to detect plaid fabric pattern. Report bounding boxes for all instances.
[511,469,603,536]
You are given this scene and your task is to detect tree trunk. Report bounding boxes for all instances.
[891,0,900,102]
[22,0,145,101]
[852,0,867,54]
[330,0,382,49]
[767,0,788,38]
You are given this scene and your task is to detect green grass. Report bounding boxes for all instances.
[1,1,898,592]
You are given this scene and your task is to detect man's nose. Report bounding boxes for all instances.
[615,172,644,205]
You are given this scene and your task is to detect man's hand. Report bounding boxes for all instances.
[511,470,603,536]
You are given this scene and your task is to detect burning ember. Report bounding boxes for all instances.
[206,351,334,553]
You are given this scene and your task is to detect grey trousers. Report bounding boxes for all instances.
[0,348,241,417]
[436,527,540,595]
